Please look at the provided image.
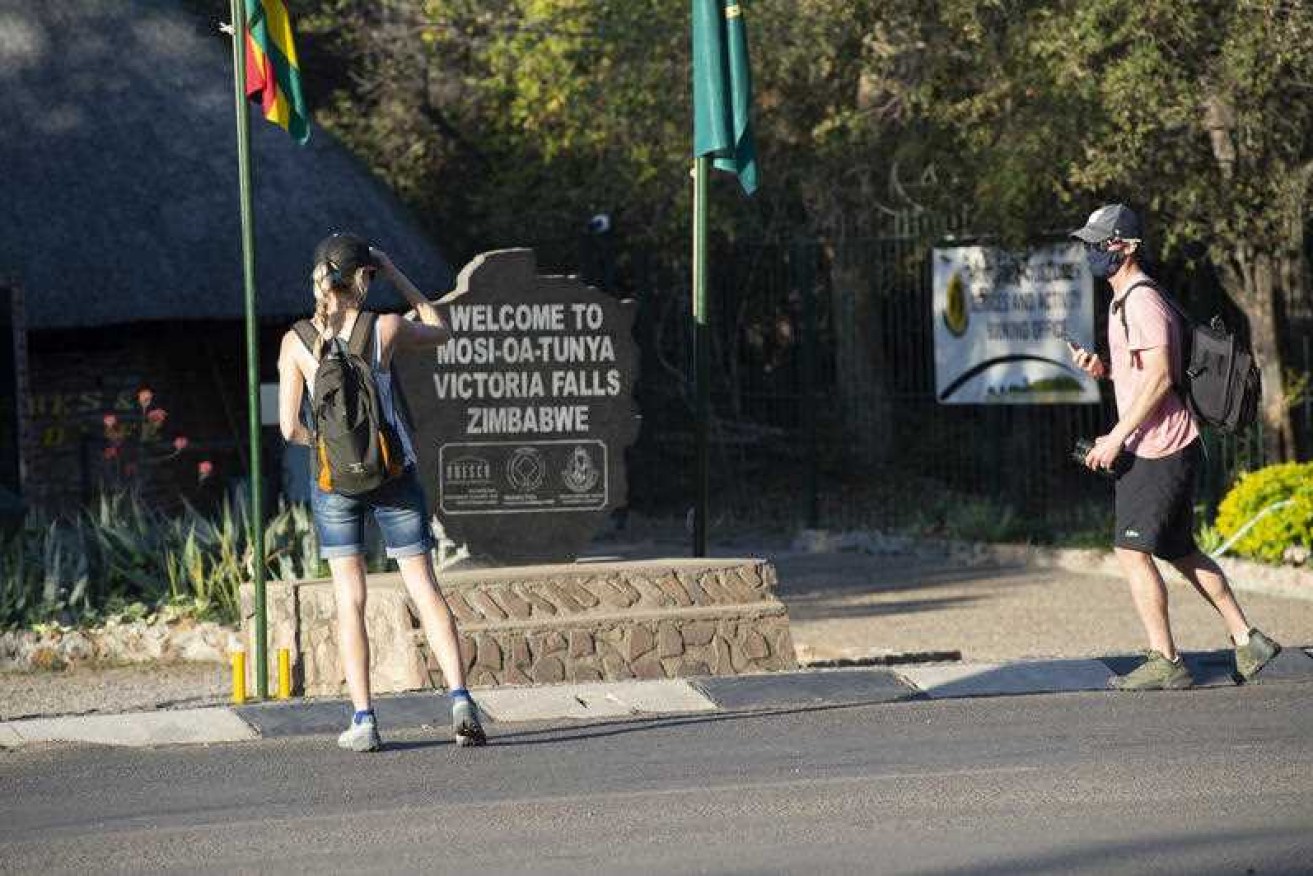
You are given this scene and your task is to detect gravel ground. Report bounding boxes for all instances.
[0,663,230,721]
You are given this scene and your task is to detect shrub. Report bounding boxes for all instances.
[1214,462,1313,563]
[99,387,207,495]
[0,493,320,630]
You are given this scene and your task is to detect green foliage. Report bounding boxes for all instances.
[1194,518,1225,557]
[0,494,320,631]
[934,499,1025,544]
[294,0,917,257]
[1214,462,1313,563]
[207,0,1309,455]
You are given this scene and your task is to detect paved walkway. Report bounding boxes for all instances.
[771,551,1313,664]
[588,524,1313,663]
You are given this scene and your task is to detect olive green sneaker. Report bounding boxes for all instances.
[1109,651,1194,691]
[1235,628,1281,681]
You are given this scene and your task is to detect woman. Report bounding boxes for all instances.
[277,232,485,752]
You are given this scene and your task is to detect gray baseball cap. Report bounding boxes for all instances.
[1071,204,1143,243]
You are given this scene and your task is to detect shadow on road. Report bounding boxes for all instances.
[908,825,1305,876]
[383,698,911,751]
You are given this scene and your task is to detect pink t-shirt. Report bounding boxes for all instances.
[1107,283,1199,458]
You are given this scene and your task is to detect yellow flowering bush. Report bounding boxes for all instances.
[1214,462,1313,564]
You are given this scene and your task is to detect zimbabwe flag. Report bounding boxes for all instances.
[245,0,310,144]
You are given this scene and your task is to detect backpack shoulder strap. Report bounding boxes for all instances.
[347,312,377,359]
[1113,280,1152,341]
[292,319,321,355]
[1112,279,1190,340]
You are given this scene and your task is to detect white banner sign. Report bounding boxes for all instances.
[933,242,1098,405]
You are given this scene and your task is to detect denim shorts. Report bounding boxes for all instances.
[310,467,434,560]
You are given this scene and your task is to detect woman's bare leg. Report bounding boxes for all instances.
[395,553,468,690]
[330,555,372,711]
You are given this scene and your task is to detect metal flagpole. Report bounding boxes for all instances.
[229,0,267,698]
[692,156,710,558]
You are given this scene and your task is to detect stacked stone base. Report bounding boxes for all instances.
[240,559,795,697]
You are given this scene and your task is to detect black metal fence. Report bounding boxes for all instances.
[540,232,1308,539]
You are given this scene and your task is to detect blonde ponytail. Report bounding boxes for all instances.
[310,262,370,358]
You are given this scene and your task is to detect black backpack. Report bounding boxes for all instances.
[293,312,404,495]
[1117,281,1261,433]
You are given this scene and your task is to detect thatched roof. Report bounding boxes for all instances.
[0,0,453,330]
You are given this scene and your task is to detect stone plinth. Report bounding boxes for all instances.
[240,559,796,696]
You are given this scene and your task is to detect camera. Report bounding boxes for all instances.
[1073,437,1132,479]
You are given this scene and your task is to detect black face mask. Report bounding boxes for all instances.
[1085,245,1125,279]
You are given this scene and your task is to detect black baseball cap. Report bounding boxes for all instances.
[1071,204,1143,243]
[313,232,379,275]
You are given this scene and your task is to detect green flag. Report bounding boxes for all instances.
[692,0,758,195]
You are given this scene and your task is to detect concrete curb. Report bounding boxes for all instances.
[5,648,1310,750]
[898,659,1115,699]
[475,679,719,722]
[0,707,257,748]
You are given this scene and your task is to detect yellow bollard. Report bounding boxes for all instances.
[231,650,247,705]
[277,648,292,699]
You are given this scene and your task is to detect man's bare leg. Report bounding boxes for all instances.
[1167,550,1251,644]
[1115,547,1178,659]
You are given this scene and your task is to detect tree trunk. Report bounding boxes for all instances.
[1202,91,1299,461]
[829,241,893,467]
[1215,246,1294,461]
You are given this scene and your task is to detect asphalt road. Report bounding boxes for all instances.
[3,685,1312,875]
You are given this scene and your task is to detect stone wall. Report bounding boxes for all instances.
[240,558,797,697]
[0,617,231,671]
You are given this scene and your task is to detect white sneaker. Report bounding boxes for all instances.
[452,698,486,747]
[337,716,381,752]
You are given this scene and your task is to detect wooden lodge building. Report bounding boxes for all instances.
[1,1,453,515]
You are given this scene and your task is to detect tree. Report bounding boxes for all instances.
[242,0,1312,460]
[296,1,919,253]
[861,0,1313,459]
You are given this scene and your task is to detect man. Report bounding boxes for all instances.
[1069,203,1281,690]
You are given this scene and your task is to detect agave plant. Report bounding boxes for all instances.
[0,521,41,628]
[41,519,91,614]
[264,499,320,581]
[2,488,322,630]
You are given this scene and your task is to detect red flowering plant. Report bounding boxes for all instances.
[99,387,214,493]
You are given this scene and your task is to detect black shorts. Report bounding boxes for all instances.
[1114,439,1201,560]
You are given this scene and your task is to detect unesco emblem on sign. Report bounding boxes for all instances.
[505,447,546,492]
[560,445,600,493]
[445,456,491,484]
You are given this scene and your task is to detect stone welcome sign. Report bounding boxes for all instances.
[393,249,639,565]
